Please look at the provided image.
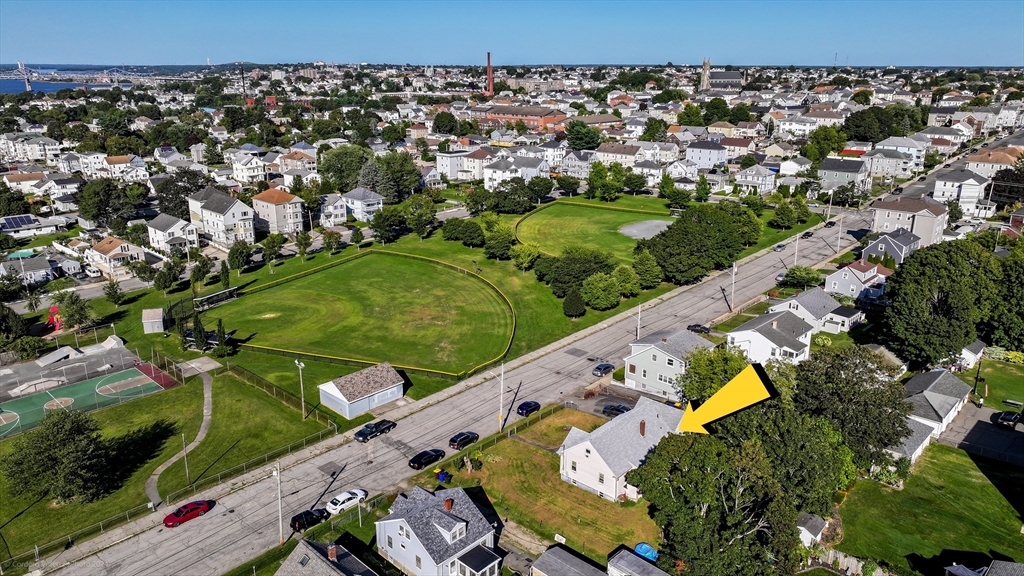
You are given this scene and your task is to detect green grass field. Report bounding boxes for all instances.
[206,253,514,373]
[516,203,673,264]
[958,360,1024,410]
[838,444,1024,572]
[157,373,327,498]
[0,379,205,562]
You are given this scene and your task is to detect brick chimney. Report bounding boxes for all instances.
[444,498,454,512]
[662,338,667,342]
[327,543,337,561]
[639,420,646,437]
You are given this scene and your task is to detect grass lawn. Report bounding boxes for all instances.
[744,301,770,314]
[838,444,1024,573]
[516,408,605,450]
[15,225,79,250]
[714,313,755,333]
[958,359,1024,410]
[157,373,327,498]
[832,251,858,264]
[516,203,673,264]
[206,252,514,373]
[412,411,660,565]
[557,194,673,214]
[0,380,205,562]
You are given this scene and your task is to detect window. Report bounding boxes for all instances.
[831,281,838,289]
[450,560,457,573]
[651,354,658,362]
[641,369,647,378]
[628,364,636,374]
[666,358,674,367]
[598,473,605,484]
[585,448,591,457]
[299,555,310,567]
[842,272,848,279]
[415,556,422,569]
[387,535,393,548]
[571,461,577,472]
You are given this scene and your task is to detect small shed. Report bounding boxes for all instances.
[318,362,404,420]
[797,513,828,547]
[141,308,165,334]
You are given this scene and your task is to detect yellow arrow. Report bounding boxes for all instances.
[677,364,774,434]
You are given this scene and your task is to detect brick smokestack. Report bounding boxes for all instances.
[327,543,337,561]
[486,52,494,96]
[445,498,454,512]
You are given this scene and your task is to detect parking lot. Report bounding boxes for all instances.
[939,402,1024,467]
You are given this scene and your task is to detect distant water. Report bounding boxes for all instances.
[0,79,133,94]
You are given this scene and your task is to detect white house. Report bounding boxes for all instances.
[684,141,727,169]
[146,213,199,253]
[824,259,893,301]
[84,236,146,278]
[558,397,683,501]
[665,159,698,180]
[252,187,305,235]
[595,142,643,168]
[728,311,813,364]
[187,186,255,250]
[231,154,266,184]
[318,362,404,420]
[0,256,55,285]
[863,149,915,179]
[932,169,995,218]
[631,160,663,188]
[319,193,347,227]
[734,164,776,195]
[779,157,812,176]
[797,514,829,548]
[959,339,986,370]
[904,369,972,437]
[101,155,149,182]
[768,288,863,335]
[376,486,501,576]
[343,187,384,222]
[620,329,714,401]
[875,136,927,171]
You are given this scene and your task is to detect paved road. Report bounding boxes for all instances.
[6,277,149,316]
[39,209,871,576]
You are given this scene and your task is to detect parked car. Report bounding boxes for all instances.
[686,324,710,334]
[163,500,212,528]
[408,449,445,470]
[892,186,903,195]
[326,489,368,515]
[808,202,820,207]
[517,401,541,417]
[448,431,479,450]
[944,164,952,168]
[290,508,329,532]
[84,267,102,278]
[775,271,787,283]
[824,221,836,228]
[996,411,1020,430]
[592,363,614,377]
[774,244,786,252]
[602,404,631,417]
[72,271,87,280]
[353,419,397,443]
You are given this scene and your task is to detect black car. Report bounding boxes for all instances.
[801,231,814,239]
[517,401,541,417]
[408,449,445,470]
[687,323,711,334]
[824,221,836,229]
[353,419,397,443]
[290,508,329,532]
[893,186,904,194]
[602,404,631,417]
[448,431,479,450]
[592,363,614,377]
[996,411,1020,430]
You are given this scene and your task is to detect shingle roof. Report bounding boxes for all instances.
[780,288,842,320]
[607,549,672,576]
[905,369,972,423]
[934,169,988,184]
[147,213,186,233]
[274,539,378,576]
[379,487,493,565]
[532,547,605,576]
[558,397,683,477]
[869,196,947,217]
[733,311,812,352]
[688,140,726,150]
[342,187,383,202]
[596,142,641,156]
[253,188,301,205]
[324,362,403,403]
[963,339,986,355]
[796,513,828,537]
[888,417,935,459]
[631,329,714,361]
[200,191,241,215]
[987,560,1024,576]
[819,157,865,173]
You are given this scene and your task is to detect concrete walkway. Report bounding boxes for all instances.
[144,372,214,507]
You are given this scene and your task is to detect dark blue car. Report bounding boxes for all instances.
[517,401,540,417]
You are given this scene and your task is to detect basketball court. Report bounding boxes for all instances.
[0,363,172,438]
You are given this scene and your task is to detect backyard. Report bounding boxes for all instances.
[958,359,1024,410]
[838,444,1024,573]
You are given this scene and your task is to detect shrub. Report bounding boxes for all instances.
[862,559,879,575]
[581,272,621,311]
[562,287,586,318]
[612,367,625,381]
[814,335,833,348]
[1005,350,1024,365]
[984,346,1007,360]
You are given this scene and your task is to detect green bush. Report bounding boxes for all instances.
[612,367,625,381]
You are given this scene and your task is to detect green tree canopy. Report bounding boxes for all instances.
[0,182,30,217]
[155,169,212,220]
[78,178,130,226]
[580,272,621,311]
[547,244,615,298]
[632,248,664,289]
[320,145,372,191]
[566,120,601,150]
[676,104,704,126]
[636,204,742,285]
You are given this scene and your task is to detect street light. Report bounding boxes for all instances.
[489,363,507,434]
[295,359,305,420]
[270,462,283,546]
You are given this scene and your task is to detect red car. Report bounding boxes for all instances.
[164,501,212,528]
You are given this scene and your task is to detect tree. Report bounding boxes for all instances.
[562,287,586,318]
[566,120,601,150]
[694,174,712,202]
[581,272,621,310]
[491,178,533,214]
[103,279,124,306]
[988,258,1024,350]
[227,240,252,277]
[791,196,813,223]
[638,117,668,142]
[367,205,406,244]
[322,230,342,255]
[219,260,230,289]
[320,145,372,191]
[623,172,646,196]
[0,410,111,503]
[548,245,615,298]
[357,157,398,203]
[262,234,285,273]
[703,98,731,125]
[349,227,365,249]
[731,205,764,246]
[613,265,640,298]
[459,220,486,248]
[585,161,607,200]
[155,169,211,220]
[780,265,822,289]
[795,346,911,465]
[768,201,797,229]
[740,154,758,169]
[728,104,752,125]
[945,199,963,223]
[379,151,421,201]
[433,111,458,135]
[192,309,207,351]
[510,242,541,272]
[555,175,580,196]
[295,231,312,261]
[24,287,42,313]
[0,182,30,217]
[636,204,742,285]
[802,126,848,162]
[526,177,555,204]
[189,256,212,296]
[883,240,1001,366]
[77,178,129,226]
[851,90,873,105]
[50,290,91,329]
[632,248,663,289]
[153,267,174,296]
[441,218,465,242]
[484,224,516,260]
[676,103,704,127]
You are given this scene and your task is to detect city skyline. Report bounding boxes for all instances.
[1,0,1022,67]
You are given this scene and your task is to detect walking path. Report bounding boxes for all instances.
[144,372,213,506]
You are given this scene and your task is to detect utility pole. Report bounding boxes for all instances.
[730,262,737,312]
[837,214,844,252]
[794,233,799,267]
[272,462,283,546]
[295,359,306,420]
[498,362,504,434]
[636,303,641,340]
[182,433,191,484]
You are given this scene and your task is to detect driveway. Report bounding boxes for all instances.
[938,402,1024,467]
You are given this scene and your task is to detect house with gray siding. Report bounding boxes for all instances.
[905,369,972,437]
[318,363,404,420]
[869,196,948,247]
[767,288,863,335]
[619,329,714,401]
[824,259,892,301]
[862,228,920,266]
[818,157,869,191]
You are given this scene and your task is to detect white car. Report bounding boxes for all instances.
[325,489,367,515]
[84,267,102,278]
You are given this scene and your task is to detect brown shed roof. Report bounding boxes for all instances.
[326,362,404,403]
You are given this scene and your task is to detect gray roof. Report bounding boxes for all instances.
[325,362,404,403]
[888,417,934,459]
[963,339,986,355]
[987,561,1024,576]
[532,547,605,576]
[868,228,919,253]
[342,187,383,202]
[558,397,683,477]
[778,288,842,321]
[147,212,186,233]
[484,159,517,171]
[631,329,714,361]
[274,539,378,576]
[13,256,52,273]
[512,156,546,169]
[633,160,662,170]
[200,191,240,215]
[905,369,972,423]
[608,549,672,576]
[796,513,828,537]
[732,311,812,352]
[688,140,726,150]
[819,157,865,173]
[863,148,911,160]
[379,487,493,566]
[935,169,988,184]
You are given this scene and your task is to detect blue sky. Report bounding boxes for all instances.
[2,1,1022,67]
